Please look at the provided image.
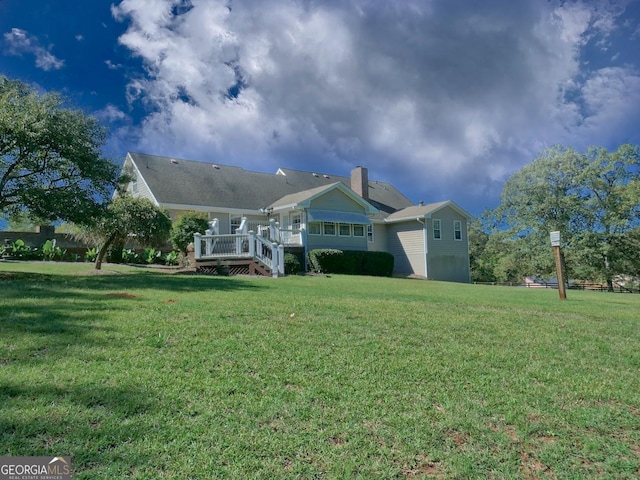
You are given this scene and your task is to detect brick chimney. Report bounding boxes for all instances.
[351,166,369,201]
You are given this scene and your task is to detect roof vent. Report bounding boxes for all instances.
[312,172,319,177]
[323,174,330,179]
[170,158,178,164]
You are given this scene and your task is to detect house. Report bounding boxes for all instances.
[120,152,471,282]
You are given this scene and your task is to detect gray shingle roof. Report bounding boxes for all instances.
[128,152,415,214]
[276,168,414,213]
[385,201,470,222]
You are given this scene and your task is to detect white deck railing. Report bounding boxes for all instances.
[263,219,303,246]
[194,229,285,277]
[277,227,302,246]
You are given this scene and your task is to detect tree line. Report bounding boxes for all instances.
[470,144,640,290]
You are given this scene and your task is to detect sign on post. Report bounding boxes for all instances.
[550,231,566,300]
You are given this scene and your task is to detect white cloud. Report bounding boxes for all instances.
[105,59,122,70]
[94,104,129,123]
[111,0,640,210]
[3,28,64,71]
[577,67,640,143]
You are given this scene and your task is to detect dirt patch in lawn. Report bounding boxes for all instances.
[104,292,140,299]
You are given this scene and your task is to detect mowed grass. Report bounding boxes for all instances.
[0,262,638,479]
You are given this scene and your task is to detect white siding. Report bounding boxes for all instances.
[123,157,155,203]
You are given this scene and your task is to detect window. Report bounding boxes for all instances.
[339,223,351,236]
[433,219,441,240]
[353,224,365,237]
[290,212,302,230]
[231,216,242,233]
[131,179,138,194]
[367,224,374,243]
[323,222,336,236]
[454,220,462,241]
[308,222,321,235]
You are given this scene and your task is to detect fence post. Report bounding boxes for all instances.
[194,233,202,259]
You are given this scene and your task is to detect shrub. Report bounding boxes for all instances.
[122,248,141,264]
[307,249,394,277]
[284,253,301,275]
[164,250,180,266]
[41,239,66,261]
[170,212,210,254]
[360,251,394,277]
[5,239,36,259]
[84,247,99,262]
[143,248,162,264]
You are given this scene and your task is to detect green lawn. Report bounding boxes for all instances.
[1,262,639,479]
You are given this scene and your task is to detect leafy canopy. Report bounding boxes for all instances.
[487,144,640,284]
[0,76,123,225]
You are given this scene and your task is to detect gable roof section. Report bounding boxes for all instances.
[128,152,414,214]
[276,167,414,214]
[385,201,471,223]
[128,152,291,210]
[120,154,159,204]
[270,182,378,214]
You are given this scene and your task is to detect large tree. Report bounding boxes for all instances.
[493,144,640,288]
[0,76,123,224]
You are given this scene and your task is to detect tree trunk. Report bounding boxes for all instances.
[95,233,117,270]
[604,255,614,292]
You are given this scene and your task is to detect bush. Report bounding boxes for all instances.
[142,248,162,264]
[284,253,301,275]
[4,239,39,260]
[360,251,395,277]
[164,250,180,266]
[122,248,141,264]
[170,212,210,254]
[41,239,66,261]
[84,247,99,263]
[307,249,394,277]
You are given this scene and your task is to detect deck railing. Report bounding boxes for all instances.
[194,230,285,277]
[276,226,302,246]
[249,219,302,246]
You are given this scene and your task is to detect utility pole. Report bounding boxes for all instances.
[550,231,566,300]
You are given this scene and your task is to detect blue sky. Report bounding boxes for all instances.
[2,0,640,216]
